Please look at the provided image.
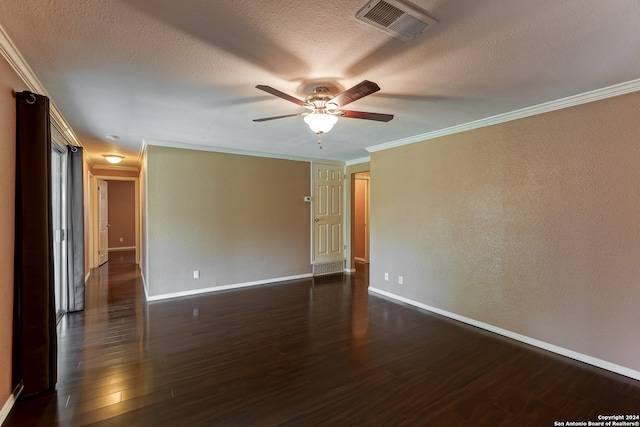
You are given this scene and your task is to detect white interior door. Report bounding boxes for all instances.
[98,179,109,265]
[313,163,344,265]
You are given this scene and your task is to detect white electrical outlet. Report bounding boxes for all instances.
[193,270,200,279]
[398,276,404,285]
[384,272,389,281]
[119,237,123,242]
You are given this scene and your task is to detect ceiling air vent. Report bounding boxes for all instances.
[356,0,437,41]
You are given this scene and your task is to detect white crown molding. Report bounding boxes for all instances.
[0,24,44,94]
[369,287,640,381]
[345,156,370,166]
[0,24,91,165]
[92,164,140,172]
[368,78,640,154]
[144,138,345,165]
[137,138,146,169]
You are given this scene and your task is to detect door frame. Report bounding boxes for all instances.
[353,174,370,263]
[89,174,140,268]
[51,139,68,321]
[97,179,109,266]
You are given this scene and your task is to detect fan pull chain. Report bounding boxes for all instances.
[316,134,323,149]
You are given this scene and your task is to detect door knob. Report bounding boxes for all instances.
[314,218,320,222]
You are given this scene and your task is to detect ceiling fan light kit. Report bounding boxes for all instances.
[253,80,393,145]
[304,113,339,134]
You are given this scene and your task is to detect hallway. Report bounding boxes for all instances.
[5,252,639,425]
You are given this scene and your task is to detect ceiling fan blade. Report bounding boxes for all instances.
[328,80,380,108]
[255,85,307,106]
[340,110,394,122]
[253,112,304,122]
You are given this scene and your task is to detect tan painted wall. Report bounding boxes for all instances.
[107,180,135,249]
[370,91,640,373]
[0,56,28,408]
[145,146,311,297]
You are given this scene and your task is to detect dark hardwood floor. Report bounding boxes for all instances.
[5,252,640,426]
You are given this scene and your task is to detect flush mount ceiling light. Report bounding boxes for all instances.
[103,155,124,164]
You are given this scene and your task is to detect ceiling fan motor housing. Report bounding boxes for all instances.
[305,87,336,110]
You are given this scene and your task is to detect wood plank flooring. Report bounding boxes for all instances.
[5,252,640,426]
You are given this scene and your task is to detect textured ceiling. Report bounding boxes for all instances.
[1,0,640,167]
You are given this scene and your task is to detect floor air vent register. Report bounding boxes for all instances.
[313,261,345,276]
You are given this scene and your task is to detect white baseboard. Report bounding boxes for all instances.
[0,383,23,425]
[145,273,313,301]
[368,287,640,382]
[140,268,148,299]
[108,246,136,252]
[0,395,15,426]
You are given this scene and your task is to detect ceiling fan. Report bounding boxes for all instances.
[253,80,394,136]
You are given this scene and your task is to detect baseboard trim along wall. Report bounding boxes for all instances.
[0,383,23,425]
[145,273,314,302]
[108,246,136,252]
[140,268,148,297]
[0,395,14,426]
[368,287,640,382]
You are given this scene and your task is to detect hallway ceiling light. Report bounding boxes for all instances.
[103,155,124,164]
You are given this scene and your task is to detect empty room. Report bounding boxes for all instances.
[1,1,639,425]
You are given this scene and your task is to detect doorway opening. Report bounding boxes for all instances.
[90,175,140,269]
[351,171,370,279]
